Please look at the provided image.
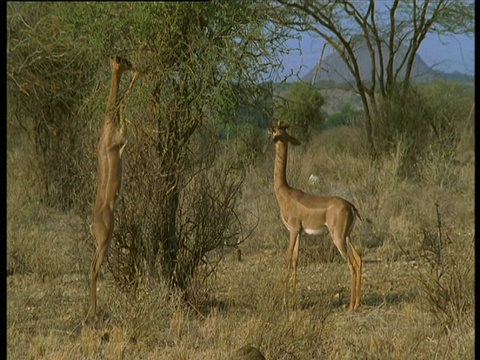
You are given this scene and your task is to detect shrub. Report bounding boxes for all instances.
[371,81,472,178]
[7,3,101,212]
[413,203,474,331]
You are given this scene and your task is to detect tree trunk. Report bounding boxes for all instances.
[160,173,180,288]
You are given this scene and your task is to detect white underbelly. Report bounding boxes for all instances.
[304,227,327,235]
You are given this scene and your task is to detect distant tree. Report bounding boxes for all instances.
[325,103,362,130]
[275,81,324,141]
[274,0,474,157]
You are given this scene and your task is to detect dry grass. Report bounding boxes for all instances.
[7,115,474,359]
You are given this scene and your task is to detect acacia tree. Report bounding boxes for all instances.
[47,1,290,294]
[275,82,325,142]
[274,0,474,157]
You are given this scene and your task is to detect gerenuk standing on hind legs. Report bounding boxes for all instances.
[87,56,139,321]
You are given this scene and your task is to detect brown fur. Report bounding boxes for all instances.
[268,122,362,311]
[88,56,140,320]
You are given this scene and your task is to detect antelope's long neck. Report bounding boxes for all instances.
[105,71,123,123]
[274,140,289,194]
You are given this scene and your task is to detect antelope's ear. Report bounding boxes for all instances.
[288,134,301,146]
[277,121,290,130]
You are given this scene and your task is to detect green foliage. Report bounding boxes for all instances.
[94,2,287,292]
[274,81,324,141]
[323,103,362,130]
[217,83,273,165]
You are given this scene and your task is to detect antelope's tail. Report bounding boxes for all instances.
[352,205,363,222]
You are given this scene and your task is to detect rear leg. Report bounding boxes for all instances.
[330,230,358,311]
[347,236,362,310]
[330,206,362,311]
[89,242,110,318]
[87,216,113,320]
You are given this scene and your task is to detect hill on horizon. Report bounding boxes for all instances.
[302,37,474,85]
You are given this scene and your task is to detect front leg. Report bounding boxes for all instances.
[286,229,300,296]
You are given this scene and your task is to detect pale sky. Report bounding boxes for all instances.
[279,31,474,80]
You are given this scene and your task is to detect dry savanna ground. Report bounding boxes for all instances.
[7,121,474,359]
